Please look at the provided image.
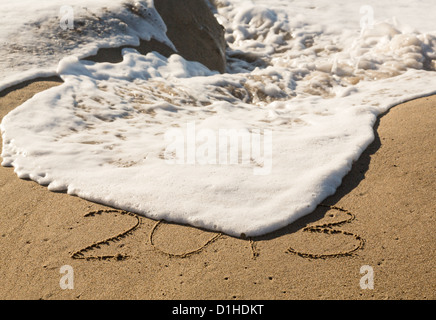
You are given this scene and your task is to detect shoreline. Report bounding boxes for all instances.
[0,79,434,299]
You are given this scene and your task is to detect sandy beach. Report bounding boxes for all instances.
[0,78,434,300]
[1,0,435,301]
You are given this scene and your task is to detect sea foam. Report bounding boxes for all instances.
[1,0,435,236]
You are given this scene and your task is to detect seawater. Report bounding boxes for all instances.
[1,0,435,236]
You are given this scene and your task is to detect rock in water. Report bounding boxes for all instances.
[85,0,227,73]
[154,0,227,73]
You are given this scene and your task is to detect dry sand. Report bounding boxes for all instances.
[0,79,435,300]
[0,0,435,301]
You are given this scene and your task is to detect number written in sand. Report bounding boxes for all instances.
[286,205,365,259]
[70,205,364,261]
[71,209,141,261]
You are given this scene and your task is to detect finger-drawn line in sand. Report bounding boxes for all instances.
[149,220,222,258]
[71,209,140,261]
[249,238,260,260]
[286,205,365,259]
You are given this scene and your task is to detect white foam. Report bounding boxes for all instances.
[0,0,172,92]
[1,0,435,236]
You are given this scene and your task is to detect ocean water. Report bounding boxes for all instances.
[1,0,435,237]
